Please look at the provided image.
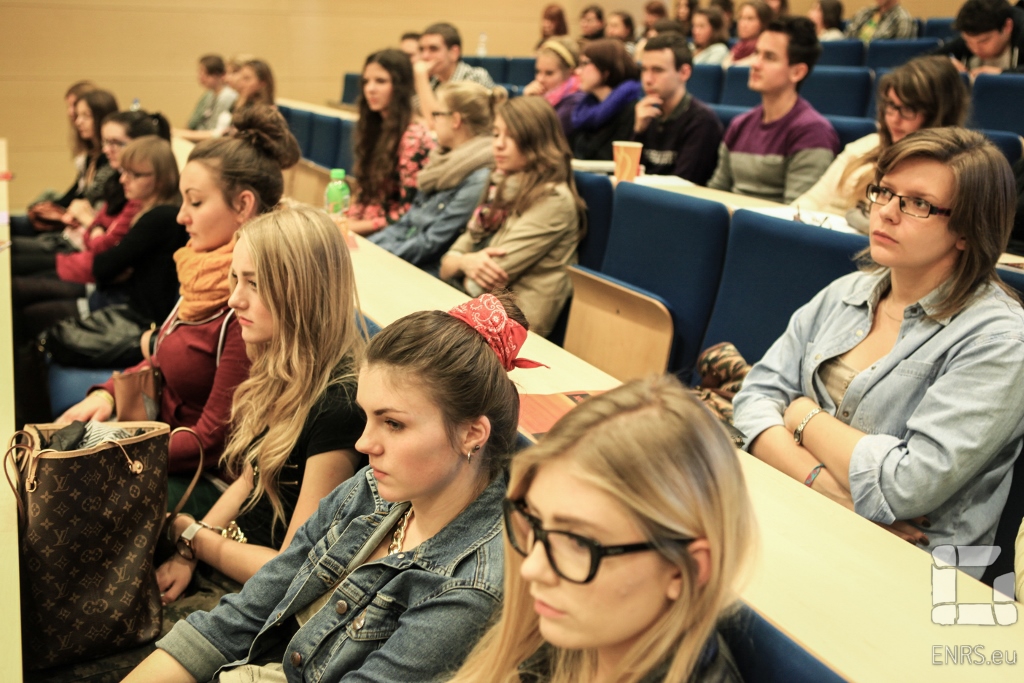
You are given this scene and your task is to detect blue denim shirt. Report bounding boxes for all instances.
[368,167,490,276]
[734,272,1024,574]
[157,467,506,682]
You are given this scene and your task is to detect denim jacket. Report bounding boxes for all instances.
[734,272,1024,575]
[158,467,506,682]
[368,167,490,276]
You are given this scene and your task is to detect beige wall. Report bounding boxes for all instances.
[0,0,964,210]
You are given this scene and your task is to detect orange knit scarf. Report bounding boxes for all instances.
[173,237,236,322]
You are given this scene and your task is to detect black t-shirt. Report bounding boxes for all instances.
[235,378,366,549]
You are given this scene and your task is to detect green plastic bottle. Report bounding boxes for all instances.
[324,169,351,218]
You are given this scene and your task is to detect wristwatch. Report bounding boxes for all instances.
[176,522,203,560]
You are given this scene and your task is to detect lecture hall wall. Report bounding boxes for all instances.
[1,0,961,210]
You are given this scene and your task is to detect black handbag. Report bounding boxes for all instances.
[38,304,150,368]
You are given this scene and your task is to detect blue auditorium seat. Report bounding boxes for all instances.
[923,17,957,42]
[697,209,867,370]
[335,118,354,173]
[720,67,759,107]
[801,66,873,117]
[48,365,123,419]
[573,171,614,271]
[708,103,749,130]
[505,57,535,86]
[818,40,864,67]
[474,56,508,83]
[826,115,877,149]
[864,38,941,70]
[276,103,292,124]
[341,72,361,105]
[980,129,1024,164]
[599,183,731,375]
[287,109,313,159]
[689,64,724,104]
[972,74,1024,137]
[308,114,341,169]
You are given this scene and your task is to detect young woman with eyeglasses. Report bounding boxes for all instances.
[734,128,1024,578]
[569,38,642,161]
[126,292,533,683]
[347,48,434,236]
[792,56,969,231]
[449,374,756,683]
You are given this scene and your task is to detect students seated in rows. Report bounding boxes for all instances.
[158,207,366,616]
[809,0,845,41]
[184,54,237,132]
[451,375,756,683]
[11,88,118,237]
[414,23,494,126]
[61,107,301,513]
[441,97,585,338]
[844,0,916,42]
[179,58,274,142]
[691,7,732,65]
[348,49,434,236]
[369,83,499,274]
[127,292,530,683]
[571,38,642,161]
[940,0,1024,76]
[707,17,839,204]
[633,32,723,185]
[733,128,1024,578]
[793,56,969,230]
[15,134,185,342]
[722,1,772,68]
[523,37,584,138]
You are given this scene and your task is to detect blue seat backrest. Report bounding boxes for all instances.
[698,210,867,369]
[462,56,483,68]
[689,64,724,104]
[923,17,958,41]
[308,114,341,169]
[980,129,1024,165]
[721,605,847,683]
[818,40,864,67]
[475,56,508,83]
[864,38,941,70]
[277,104,293,125]
[972,74,1024,137]
[288,109,314,159]
[801,66,873,117]
[720,67,759,107]
[708,103,749,130]
[341,72,361,105]
[826,115,877,149]
[497,83,524,98]
[602,183,731,375]
[982,267,1024,585]
[48,365,124,419]
[335,118,354,173]
[505,57,535,86]
[573,171,614,271]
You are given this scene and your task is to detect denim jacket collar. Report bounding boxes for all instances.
[841,270,956,326]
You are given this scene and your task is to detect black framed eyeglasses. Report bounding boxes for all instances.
[503,498,693,584]
[866,184,952,219]
[880,98,919,121]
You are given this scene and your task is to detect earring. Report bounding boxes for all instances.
[466,445,481,464]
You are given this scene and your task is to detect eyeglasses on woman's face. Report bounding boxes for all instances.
[866,184,952,219]
[880,97,920,121]
[503,498,693,584]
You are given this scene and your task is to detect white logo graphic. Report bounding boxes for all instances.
[931,545,1017,626]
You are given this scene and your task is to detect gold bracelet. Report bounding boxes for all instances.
[92,389,115,408]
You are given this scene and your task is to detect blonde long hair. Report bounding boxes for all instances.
[221,206,365,537]
[450,375,757,683]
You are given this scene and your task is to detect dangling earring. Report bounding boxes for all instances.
[467,445,481,463]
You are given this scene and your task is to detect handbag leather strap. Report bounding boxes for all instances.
[168,427,207,519]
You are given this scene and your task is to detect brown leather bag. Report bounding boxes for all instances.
[6,423,204,670]
[113,326,162,422]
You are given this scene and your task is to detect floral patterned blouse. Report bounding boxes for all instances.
[349,122,434,232]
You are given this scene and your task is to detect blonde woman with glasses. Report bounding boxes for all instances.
[449,374,755,683]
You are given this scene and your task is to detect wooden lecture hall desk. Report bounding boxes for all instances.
[350,235,1024,683]
[0,138,24,678]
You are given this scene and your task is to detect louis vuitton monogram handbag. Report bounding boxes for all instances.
[6,422,203,670]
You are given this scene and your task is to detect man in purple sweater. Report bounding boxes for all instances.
[632,32,723,185]
[707,16,839,203]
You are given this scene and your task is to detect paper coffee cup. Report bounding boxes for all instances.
[613,141,643,182]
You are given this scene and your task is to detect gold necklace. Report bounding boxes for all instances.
[879,297,903,323]
[388,508,413,555]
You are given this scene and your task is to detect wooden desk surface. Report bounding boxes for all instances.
[277,97,358,122]
[0,138,24,678]
[349,234,1024,681]
[347,235,620,396]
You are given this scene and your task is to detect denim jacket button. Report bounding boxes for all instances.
[290,651,302,667]
[396,552,405,559]
[336,600,349,615]
[842,411,850,418]
[815,354,822,360]
[438,202,445,210]
[353,610,366,630]
[855,329,864,337]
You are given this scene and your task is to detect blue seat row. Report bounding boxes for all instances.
[817,38,942,69]
[277,104,355,173]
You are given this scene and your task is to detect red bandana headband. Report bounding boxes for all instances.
[447,294,548,372]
